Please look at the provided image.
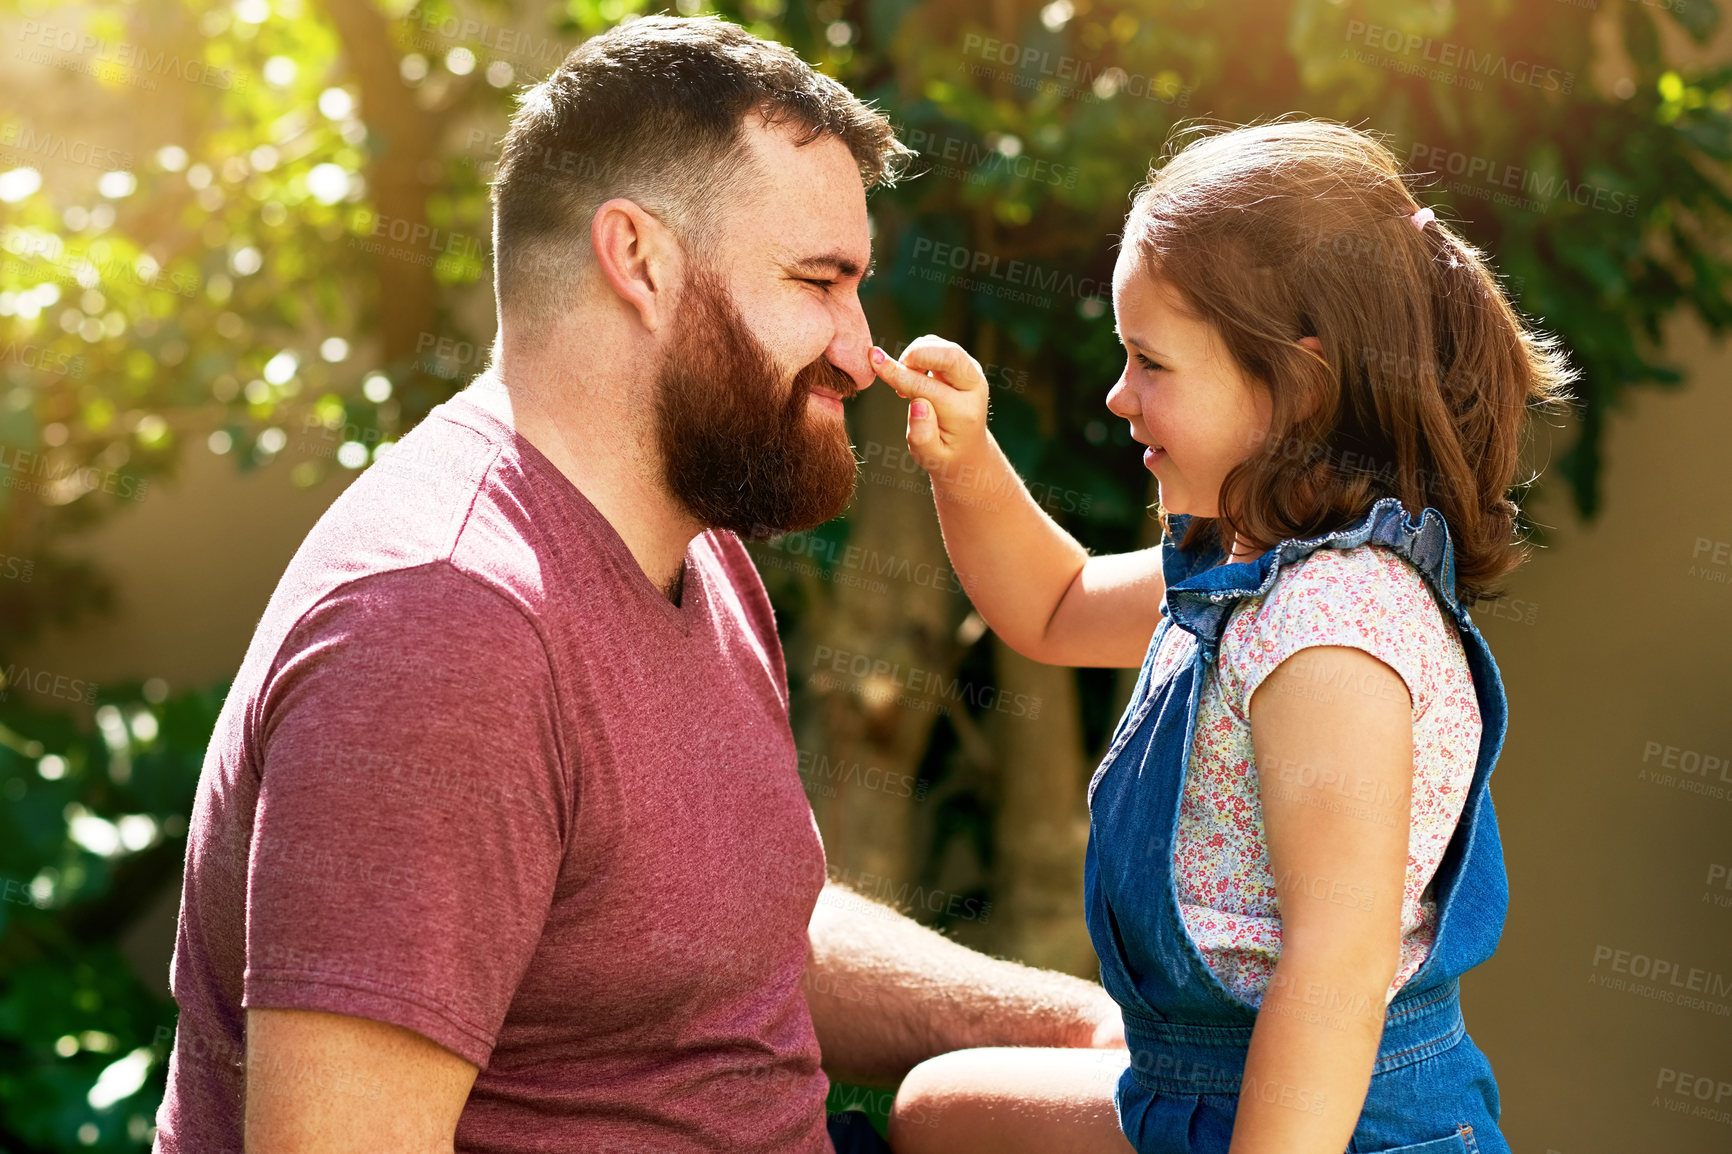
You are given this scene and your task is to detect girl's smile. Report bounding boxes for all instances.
[1105,252,1277,521]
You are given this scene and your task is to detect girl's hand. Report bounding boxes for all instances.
[869,337,991,482]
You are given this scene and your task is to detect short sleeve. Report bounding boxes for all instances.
[244,563,569,1069]
[1220,546,1434,726]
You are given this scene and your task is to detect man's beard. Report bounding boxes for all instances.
[654,264,862,540]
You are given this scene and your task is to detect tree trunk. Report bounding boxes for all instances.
[985,474,1163,976]
[315,0,440,376]
[985,631,1095,976]
[791,380,971,893]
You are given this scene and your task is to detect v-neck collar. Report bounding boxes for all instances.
[441,391,704,636]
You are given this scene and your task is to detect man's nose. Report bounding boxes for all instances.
[830,295,875,394]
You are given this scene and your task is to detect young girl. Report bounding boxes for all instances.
[863,118,1574,1154]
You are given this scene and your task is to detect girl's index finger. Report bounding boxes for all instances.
[897,338,987,392]
[870,346,949,401]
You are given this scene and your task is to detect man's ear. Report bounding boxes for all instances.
[591,198,679,333]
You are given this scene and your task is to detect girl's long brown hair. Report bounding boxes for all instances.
[1124,116,1578,606]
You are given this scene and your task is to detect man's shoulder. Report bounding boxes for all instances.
[236,408,554,688]
[295,403,508,582]
[292,561,541,643]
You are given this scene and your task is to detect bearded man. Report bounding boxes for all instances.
[154,15,1121,1154]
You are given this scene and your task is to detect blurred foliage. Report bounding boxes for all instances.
[0,679,222,1151]
[0,0,1726,637]
[1,0,1729,1148]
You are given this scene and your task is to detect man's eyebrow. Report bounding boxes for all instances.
[788,252,874,280]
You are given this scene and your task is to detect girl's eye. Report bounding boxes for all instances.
[1134,353,1163,372]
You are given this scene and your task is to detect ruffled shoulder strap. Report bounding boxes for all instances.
[1161,496,1464,649]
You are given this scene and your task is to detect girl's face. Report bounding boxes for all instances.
[1104,250,1273,519]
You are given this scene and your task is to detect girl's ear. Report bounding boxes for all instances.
[1288,335,1327,425]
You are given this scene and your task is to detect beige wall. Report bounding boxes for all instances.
[25,314,1732,1145]
[1459,309,1732,1152]
[20,440,357,692]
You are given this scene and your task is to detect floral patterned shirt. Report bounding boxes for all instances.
[1165,543,1482,1008]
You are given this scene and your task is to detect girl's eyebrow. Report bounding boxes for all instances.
[1112,325,1172,360]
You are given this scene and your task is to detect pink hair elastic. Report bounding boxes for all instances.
[1409,206,1436,231]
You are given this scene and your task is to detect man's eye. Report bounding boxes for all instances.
[801,278,835,289]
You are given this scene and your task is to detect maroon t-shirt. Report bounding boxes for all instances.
[154,390,832,1154]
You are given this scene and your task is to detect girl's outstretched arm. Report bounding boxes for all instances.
[870,338,1163,669]
[1233,643,1414,1153]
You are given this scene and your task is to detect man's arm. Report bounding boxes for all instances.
[804,882,1124,1087]
[244,1008,478,1153]
[240,570,566,1148]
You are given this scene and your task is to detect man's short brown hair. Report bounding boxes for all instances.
[491,14,912,326]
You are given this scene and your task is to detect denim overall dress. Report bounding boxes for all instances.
[1084,495,1512,1154]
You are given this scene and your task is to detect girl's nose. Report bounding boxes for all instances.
[1105,371,1137,418]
